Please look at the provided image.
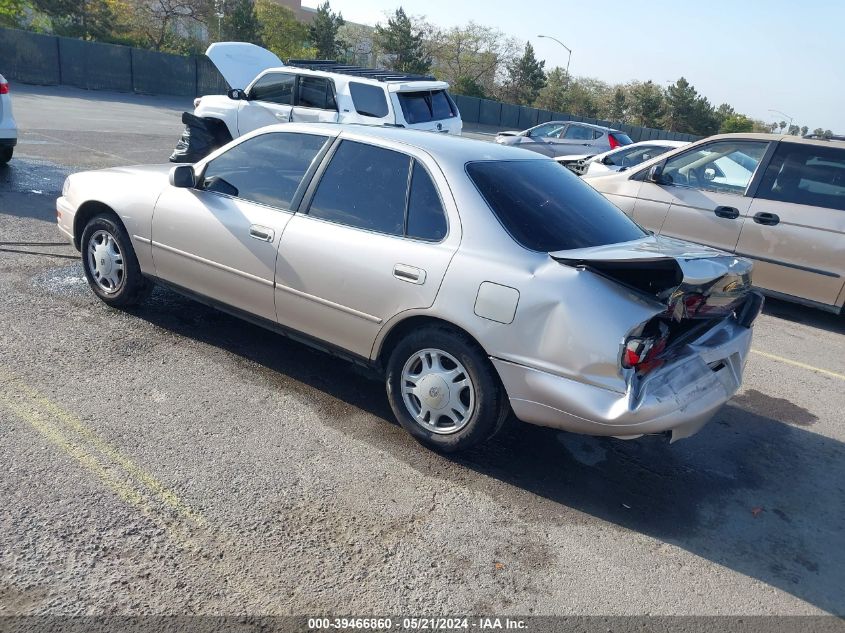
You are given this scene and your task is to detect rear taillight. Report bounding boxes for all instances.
[0,82,9,95]
[622,323,669,374]
[608,133,621,150]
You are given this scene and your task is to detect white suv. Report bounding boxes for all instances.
[0,74,17,165]
[174,43,462,162]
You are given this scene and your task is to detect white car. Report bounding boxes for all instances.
[579,140,690,177]
[0,74,17,165]
[176,42,462,162]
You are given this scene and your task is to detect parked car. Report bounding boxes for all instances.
[575,140,689,177]
[172,42,462,162]
[495,121,632,163]
[0,74,17,165]
[58,124,761,451]
[587,133,845,314]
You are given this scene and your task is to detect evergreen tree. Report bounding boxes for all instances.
[627,81,664,128]
[308,1,345,59]
[32,0,115,40]
[374,7,431,74]
[503,41,546,105]
[222,0,261,44]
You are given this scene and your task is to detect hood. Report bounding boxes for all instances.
[97,164,173,177]
[205,42,283,89]
[551,236,753,320]
[554,153,592,162]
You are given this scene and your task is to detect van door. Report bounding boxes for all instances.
[735,142,845,307]
[655,139,769,252]
[237,71,296,135]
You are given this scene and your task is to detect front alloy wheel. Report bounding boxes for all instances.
[87,229,125,294]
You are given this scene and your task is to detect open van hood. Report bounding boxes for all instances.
[205,42,283,89]
[551,236,754,320]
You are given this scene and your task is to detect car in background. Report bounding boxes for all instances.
[0,74,17,165]
[587,133,845,314]
[495,121,632,161]
[174,42,462,162]
[575,140,689,177]
[58,123,761,451]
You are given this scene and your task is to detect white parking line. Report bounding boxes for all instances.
[751,349,845,381]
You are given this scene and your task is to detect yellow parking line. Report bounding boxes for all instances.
[751,348,845,381]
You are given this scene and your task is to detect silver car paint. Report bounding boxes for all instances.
[58,123,758,440]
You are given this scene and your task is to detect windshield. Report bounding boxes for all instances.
[466,160,647,252]
[397,90,458,124]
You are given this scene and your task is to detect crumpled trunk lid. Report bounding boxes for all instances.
[550,236,754,321]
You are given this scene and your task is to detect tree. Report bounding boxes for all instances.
[779,120,787,133]
[720,114,754,133]
[374,7,431,74]
[607,87,627,123]
[452,76,486,98]
[627,80,664,128]
[0,0,26,28]
[308,0,344,59]
[221,0,260,43]
[32,0,115,39]
[255,0,310,60]
[662,77,718,135]
[428,22,518,98]
[787,124,800,135]
[800,125,809,136]
[500,41,545,105]
[109,0,207,52]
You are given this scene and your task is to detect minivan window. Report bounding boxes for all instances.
[466,160,646,252]
[201,132,328,209]
[296,75,336,110]
[349,82,389,118]
[407,162,447,241]
[250,72,295,104]
[758,144,845,211]
[398,90,457,124]
[309,140,410,235]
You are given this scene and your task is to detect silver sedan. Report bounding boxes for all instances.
[57,123,763,451]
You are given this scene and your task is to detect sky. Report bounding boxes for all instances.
[302,0,844,132]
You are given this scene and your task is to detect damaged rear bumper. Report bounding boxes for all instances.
[493,309,756,441]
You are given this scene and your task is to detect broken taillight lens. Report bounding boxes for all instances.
[0,82,9,95]
[622,323,669,374]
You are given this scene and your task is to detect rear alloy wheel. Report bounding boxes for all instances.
[386,327,510,452]
[81,214,151,307]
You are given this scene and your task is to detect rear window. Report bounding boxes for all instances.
[349,82,389,118]
[397,90,458,124]
[466,160,646,252]
[611,133,633,146]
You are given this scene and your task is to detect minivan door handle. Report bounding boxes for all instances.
[753,212,780,226]
[249,225,275,242]
[714,205,740,219]
[393,264,426,285]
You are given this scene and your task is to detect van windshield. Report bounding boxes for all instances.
[397,90,458,124]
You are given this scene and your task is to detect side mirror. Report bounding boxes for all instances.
[227,88,246,100]
[648,163,671,185]
[169,164,196,188]
[703,165,717,181]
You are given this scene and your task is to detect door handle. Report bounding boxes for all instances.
[393,264,426,285]
[714,205,740,219]
[249,225,275,242]
[752,212,780,226]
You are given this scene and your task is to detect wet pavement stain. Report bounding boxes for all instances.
[732,389,819,426]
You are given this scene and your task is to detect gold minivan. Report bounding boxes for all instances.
[586,133,845,314]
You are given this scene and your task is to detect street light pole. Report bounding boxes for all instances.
[768,108,794,131]
[537,34,572,80]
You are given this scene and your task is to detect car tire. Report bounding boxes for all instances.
[0,147,12,164]
[81,213,151,308]
[386,326,510,452]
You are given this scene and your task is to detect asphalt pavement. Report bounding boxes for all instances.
[1,85,844,619]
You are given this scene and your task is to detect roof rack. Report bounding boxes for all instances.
[285,59,436,82]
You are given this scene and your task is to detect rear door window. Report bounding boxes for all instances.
[349,82,389,118]
[201,132,328,209]
[308,140,410,235]
[296,75,336,110]
[397,90,458,124]
[757,143,845,211]
[563,125,594,141]
[250,72,295,104]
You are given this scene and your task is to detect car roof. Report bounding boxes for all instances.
[255,65,449,89]
[246,122,550,164]
[536,120,621,133]
[701,132,845,149]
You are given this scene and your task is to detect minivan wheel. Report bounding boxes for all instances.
[386,326,510,452]
[81,214,151,307]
